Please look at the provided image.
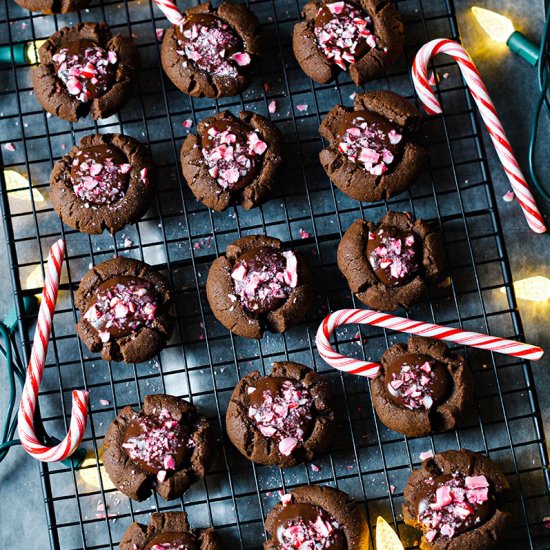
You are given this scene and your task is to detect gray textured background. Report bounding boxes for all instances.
[0,0,549,548]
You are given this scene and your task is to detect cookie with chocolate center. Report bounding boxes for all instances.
[371,337,474,437]
[103,395,214,502]
[319,90,426,202]
[337,211,446,311]
[50,133,154,234]
[181,111,283,211]
[226,361,334,467]
[264,485,369,550]
[15,0,90,15]
[206,235,314,339]
[120,511,223,550]
[74,257,174,364]
[403,449,510,549]
[32,22,139,122]
[161,1,262,98]
[293,0,404,86]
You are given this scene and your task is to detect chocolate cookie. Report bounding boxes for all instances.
[371,337,473,437]
[337,211,446,311]
[403,449,511,549]
[293,0,404,86]
[206,235,314,339]
[181,110,283,211]
[32,22,140,122]
[161,1,261,98]
[103,394,214,502]
[226,361,334,467]
[50,133,154,235]
[120,511,223,550]
[15,0,90,14]
[319,90,426,202]
[264,485,369,550]
[74,257,174,364]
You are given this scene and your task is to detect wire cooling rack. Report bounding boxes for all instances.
[1,0,549,548]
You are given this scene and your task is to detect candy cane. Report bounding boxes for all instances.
[18,239,89,462]
[153,0,184,26]
[412,39,546,234]
[316,309,544,378]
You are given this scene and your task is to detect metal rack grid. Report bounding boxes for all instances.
[0,0,549,548]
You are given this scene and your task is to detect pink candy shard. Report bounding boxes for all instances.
[283,252,298,287]
[247,386,256,394]
[328,1,345,14]
[430,485,453,510]
[419,450,434,461]
[280,492,293,506]
[297,104,309,112]
[98,331,110,343]
[4,142,16,152]
[425,530,437,543]
[247,132,268,155]
[120,163,131,174]
[155,28,164,41]
[258,425,277,437]
[465,475,489,489]
[107,50,117,64]
[388,129,402,145]
[163,455,176,470]
[156,470,167,482]
[268,100,277,113]
[183,118,193,128]
[231,52,251,66]
[278,437,298,456]
[503,190,515,202]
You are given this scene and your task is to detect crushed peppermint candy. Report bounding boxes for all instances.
[201,119,267,190]
[419,450,434,461]
[274,500,345,549]
[337,110,402,176]
[296,104,309,112]
[231,249,298,313]
[83,276,158,339]
[183,118,193,128]
[367,226,420,286]
[314,1,376,70]
[4,142,16,152]
[503,190,515,202]
[122,407,189,474]
[417,473,495,542]
[176,13,249,78]
[70,144,129,205]
[385,354,452,411]
[53,39,117,103]
[248,377,314,455]
[268,100,277,114]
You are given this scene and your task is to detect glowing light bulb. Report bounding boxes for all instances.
[3,170,45,202]
[26,39,47,64]
[472,7,515,44]
[376,516,404,550]
[78,452,116,491]
[499,276,550,302]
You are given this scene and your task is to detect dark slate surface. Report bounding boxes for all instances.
[0,1,548,548]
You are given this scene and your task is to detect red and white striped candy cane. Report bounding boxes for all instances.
[412,39,546,234]
[316,309,544,378]
[18,239,89,462]
[153,0,184,26]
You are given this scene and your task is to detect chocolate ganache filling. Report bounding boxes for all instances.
[274,503,346,550]
[230,248,298,314]
[314,1,376,70]
[385,353,452,411]
[248,377,314,456]
[83,276,159,342]
[122,407,189,476]
[144,532,198,550]
[200,117,267,191]
[366,225,421,286]
[415,473,495,543]
[336,110,403,176]
[70,144,131,205]
[176,14,251,78]
[53,39,117,103]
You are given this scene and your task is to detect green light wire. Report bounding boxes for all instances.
[0,298,85,468]
[528,2,550,201]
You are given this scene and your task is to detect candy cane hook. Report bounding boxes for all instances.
[316,309,544,379]
[18,239,89,462]
[412,38,546,234]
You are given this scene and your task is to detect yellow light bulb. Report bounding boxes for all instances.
[26,39,47,64]
[376,516,404,550]
[3,170,45,202]
[500,276,550,302]
[472,7,515,44]
[78,452,116,491]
